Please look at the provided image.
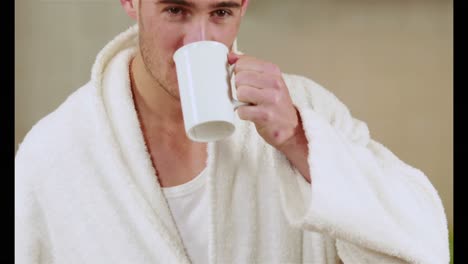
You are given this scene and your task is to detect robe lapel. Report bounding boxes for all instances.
[207,118,260,263]
[98,46,190,263]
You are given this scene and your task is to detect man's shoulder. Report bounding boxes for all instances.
[281,73,345,109]
[281,73,370,146]
[282,73,337,99]
[15,81,99,167]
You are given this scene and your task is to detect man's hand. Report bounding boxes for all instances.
[228,52,301,150]
[228,52,311,182]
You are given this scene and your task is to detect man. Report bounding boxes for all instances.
[15,0,450,263]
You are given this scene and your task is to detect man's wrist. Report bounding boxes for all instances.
[277,107,308,155]
[276,107,311,183]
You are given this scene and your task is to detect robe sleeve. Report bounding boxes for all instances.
[15,142,53,264]
[276,74,450,264]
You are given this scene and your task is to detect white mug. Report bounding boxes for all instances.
[173,41,247,142]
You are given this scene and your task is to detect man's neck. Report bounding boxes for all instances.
[128,51,208,187]
[130,53,184,132]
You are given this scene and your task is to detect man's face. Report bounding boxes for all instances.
[136,0,247,99]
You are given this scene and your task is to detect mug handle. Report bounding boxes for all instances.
[228,64,250,110]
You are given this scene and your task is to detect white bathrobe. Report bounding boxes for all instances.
[15,25,450,264]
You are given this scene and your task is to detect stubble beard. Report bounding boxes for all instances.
[137,0,180,101]
[139,38,181,101]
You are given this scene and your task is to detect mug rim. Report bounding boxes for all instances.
[187,120,235,142]
[173,40,229,61]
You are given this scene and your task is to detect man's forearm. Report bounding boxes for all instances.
[278,108,311,183]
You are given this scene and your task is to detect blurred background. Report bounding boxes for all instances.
[15,0,453,258]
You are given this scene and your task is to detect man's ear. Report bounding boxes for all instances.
[120,0,138,20]
[240,0,250,17]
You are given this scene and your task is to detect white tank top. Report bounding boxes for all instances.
[162,169,208,264]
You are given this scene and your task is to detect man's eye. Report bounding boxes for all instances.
[212,9,232,18]
[166,7,184,15]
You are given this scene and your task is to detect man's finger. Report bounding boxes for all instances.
[237,105,271,125]
[235,71,282,90]
[234,56,281,75]
[236,85,268,105]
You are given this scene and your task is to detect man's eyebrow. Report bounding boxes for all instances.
[210,1,241,9]
[157,0,195,7]
[156,0,241,9]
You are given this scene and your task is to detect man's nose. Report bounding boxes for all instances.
[182,19,215,45]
